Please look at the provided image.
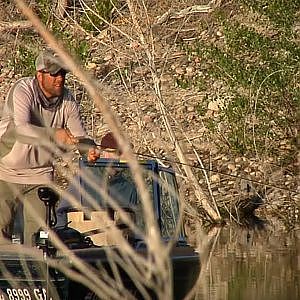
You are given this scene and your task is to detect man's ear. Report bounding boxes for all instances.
[36,71,42,81]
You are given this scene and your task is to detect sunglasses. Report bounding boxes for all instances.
[41,69,67,77]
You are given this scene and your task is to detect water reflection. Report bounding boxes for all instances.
[194,223,300,300]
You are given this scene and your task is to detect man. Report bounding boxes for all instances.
[0,49,99,245]
[56,132,138,228]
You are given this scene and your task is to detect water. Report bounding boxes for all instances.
[193,222,300,300]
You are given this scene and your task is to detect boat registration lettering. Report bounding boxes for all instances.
[0,288,49,300]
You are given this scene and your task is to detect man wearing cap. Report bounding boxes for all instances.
[55,132,138,229]
[0,49,99,245]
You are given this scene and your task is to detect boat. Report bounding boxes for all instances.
[0,158,200,299]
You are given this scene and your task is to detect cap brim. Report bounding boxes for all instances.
[48,61,69,74]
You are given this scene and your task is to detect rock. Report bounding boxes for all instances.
[175,67,185,75]
[185,66,195,76]
[86,62,97,70]
[98,29,109,40]
[143,115,153,124]
[212,190,219,196]
[130,41,141,50]
[227,163,236,171]
[210,174,220,183]
[134,66,149,75]
[235,157,243,163]
[103,53,114,61]
[187,114,196,120]
[187,106,194,112]
[244,167,251,173]
[160,74,173,83]
[208,101,219,112]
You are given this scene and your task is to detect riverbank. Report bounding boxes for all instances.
[0,0,299,230]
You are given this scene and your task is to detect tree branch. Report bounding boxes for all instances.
[0,20,32,32]
[154,5,211,25]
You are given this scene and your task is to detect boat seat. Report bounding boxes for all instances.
[67,209,135,246]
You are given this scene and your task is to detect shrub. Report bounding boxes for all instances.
[181,0,300,160]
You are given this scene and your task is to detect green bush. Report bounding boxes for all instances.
[29,0,118,64]
[181,0,300,159]
[239,0,300,30]
[10,43,37,76]
[79,0,117,32]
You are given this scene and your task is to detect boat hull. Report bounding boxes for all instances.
[0,244,200,300]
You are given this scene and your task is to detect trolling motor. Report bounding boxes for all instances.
[36,187,95,250]
[34,187,59,256]
[38,187,58,228]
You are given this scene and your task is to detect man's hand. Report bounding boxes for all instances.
[54,128,78,145]
[87,147,101,162]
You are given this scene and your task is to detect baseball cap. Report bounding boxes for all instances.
[35,49,69,75]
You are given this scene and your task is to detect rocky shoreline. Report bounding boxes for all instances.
[0,62,299,230]
[0,0,299,232]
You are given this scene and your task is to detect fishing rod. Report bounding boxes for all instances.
[77,138,299,194]
[133,152,299,195]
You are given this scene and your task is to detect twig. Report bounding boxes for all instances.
[192,147,220,216]
[54,0,68,18]
[154,5,211,25]
[0,20,32,32]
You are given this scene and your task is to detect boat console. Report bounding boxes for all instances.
[0,159,200,299]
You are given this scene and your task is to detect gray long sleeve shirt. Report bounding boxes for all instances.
[0,77,87,184]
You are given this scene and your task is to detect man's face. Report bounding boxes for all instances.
[37,70,66,98]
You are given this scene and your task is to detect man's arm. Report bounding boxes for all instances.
[12,83,53,143]
[64,94,100,161]
[10,82,77,146]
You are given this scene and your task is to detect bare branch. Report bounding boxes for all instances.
[154,5,211,25]
[55,0,68,18]
[0,20,32,32]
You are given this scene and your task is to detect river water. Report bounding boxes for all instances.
[192,222,300,300]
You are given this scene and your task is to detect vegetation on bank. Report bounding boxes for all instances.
[2,0,299,224]
[180,0,300,164]
[9,0,117,74]
[7,0,299,168]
